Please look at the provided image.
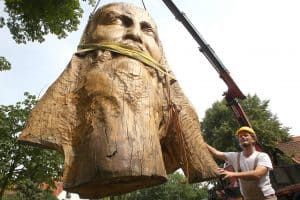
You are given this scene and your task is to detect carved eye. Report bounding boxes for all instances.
[102,12,123,25]
[108,16,122,25]
[141,22,155,36]
[121,16,133,27]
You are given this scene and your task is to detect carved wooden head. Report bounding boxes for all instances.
[81,3,163,63]
[19,3,219,198]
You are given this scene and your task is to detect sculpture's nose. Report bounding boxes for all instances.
[124,23,143,44]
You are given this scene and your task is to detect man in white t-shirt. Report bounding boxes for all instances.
[207,126,277,200]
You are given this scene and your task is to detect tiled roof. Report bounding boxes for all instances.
[277,136,300,163]
[292,136,300,142]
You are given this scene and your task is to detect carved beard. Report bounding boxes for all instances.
[81,49,168,139]
[62,50,170,195]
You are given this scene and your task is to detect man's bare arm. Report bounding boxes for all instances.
[219,165,268,181]
[206,144,226,161]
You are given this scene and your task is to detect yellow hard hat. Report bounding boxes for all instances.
[235,126,257,140]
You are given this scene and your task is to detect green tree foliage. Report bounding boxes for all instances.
[111,172,208,200]
[0,0,94,70]
[201,94,291,159]
[0,17,4,28]
[2,0,86,44]
[2,179,57,200]
[0,93,63,200]
[0,57,11,71]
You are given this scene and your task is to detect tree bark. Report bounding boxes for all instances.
[0,153,19,200]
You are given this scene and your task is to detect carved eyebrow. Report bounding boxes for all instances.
[102,10,119,16]
[140,21,153,29]
[98,11,121,24]
[140,21,158,40]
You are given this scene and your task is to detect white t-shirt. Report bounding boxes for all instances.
[224,151,275,197]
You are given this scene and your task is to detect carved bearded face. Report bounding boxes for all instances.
[84,3,163,62]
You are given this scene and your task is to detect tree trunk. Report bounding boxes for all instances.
[19,50,219,198]
[0,154,19,200]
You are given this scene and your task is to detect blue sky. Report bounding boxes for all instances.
[1,0,300,137]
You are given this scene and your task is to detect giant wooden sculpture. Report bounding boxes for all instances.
[19,2,218,198]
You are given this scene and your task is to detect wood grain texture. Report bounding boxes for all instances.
[19,3,219,198]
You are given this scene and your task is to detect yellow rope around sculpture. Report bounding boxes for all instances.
[77,42,176,80]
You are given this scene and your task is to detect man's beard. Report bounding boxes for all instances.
[240,141,252,148]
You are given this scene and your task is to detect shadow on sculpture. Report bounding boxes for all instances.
[19,2,219,198]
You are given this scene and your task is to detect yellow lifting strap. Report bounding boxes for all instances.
[77,42,176,81]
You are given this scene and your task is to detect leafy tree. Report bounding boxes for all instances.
[201,94,291,162]
[112,172,208,200]
[2,179,57,200]
[0,0,95,70]
[1,0,95,44]
[0,93,63,200]
[0,57,11,71]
